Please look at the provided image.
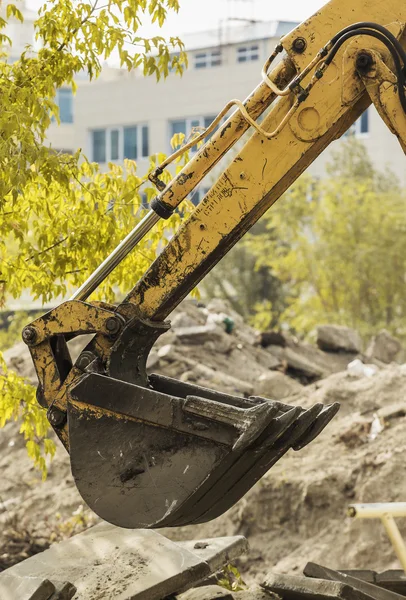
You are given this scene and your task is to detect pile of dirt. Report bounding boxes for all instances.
[1,299,405,581]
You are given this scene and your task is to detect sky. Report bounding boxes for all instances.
[26,0,328,38]
[135,0,327,38]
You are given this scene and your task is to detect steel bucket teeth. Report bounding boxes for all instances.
[68,373,339,529]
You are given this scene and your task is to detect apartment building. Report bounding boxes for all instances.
[71,21,405,188]
[6,3,406,188]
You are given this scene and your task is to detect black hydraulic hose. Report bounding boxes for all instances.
[324,28,406,114]
[330,22,406,70]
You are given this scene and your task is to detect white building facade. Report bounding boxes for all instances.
[5,5,406,188]
[70,21,405,188]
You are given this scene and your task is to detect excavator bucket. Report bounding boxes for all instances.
[68,372,339,529]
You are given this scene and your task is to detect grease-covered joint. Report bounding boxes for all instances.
[151,196,174,220]
[356,51,374,74]
[104,315,123,337]
[48,405,67,428]
[36,385,47,409]
[22,325,37,345]
[292,37,307,54]
[76,351,97,372]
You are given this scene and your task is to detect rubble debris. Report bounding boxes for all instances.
[317,325,362,354]
[347,359,378,378]
[338,420,372,449]
[173,324,234,354]
[335,571,406,596]
[0,515,50,572]
[258,331,287,348]
[179,586,277,600]
[262,572,357,600]
[179,585,234,600]
[266,345,325,381]
[2,298,406,584]
[366,331,403,364]
[374,571,406,595]
[368,414,384,442]
[262,568,405,600]
[0,526,247,600]
[377,403,406,422]
[256,371,304,400]
[0,577,55,600]
[303,562,405,600]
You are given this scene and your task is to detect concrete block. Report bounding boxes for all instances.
[179,585,234,600]
[0,576,55,600]
[0,524,247,600]
[338,571,406,597]
[262,572,361,600]
[376,572,406,596]
[317,326,362,354]
[304,563,405,600]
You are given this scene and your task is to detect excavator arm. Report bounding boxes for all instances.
[22,0,406,529]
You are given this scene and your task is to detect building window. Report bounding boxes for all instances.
[110,129,119,160]
[344,109,369,137]
[124,126,138,159]
[237,45,259,63]
[56,88,73,123]
[194,49,222,69]
[141,125,149,157]
[90,125,149,163]
[92,130,106,163]
[169,115,219,151]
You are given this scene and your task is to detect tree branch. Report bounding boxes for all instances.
[25,236,68,262]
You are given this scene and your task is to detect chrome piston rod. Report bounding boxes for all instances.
[70,210,160,301]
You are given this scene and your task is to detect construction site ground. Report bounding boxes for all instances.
[1,299,405,591]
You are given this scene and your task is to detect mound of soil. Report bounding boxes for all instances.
[1,300,405,580]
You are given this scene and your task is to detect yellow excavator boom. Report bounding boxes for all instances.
[22,0,406,529]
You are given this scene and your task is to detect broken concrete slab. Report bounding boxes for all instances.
[179,586,277,600]
[255,371,304,400]
[258,331,287,348]
[339,573,376,584]
[0,524,247,600]
[366,330,403,364]
[173,324,233,354]
[338,572,406,596]
[171,311,206,329]
[376,572,406,595]
[178,585,234,600]
[268,346,325,380]
[0,576,56,600]
[317,326,362,354]
[50,581,77,600]
[262,572,369,600]
[180,537,248,576]
[234,590,280,600]
[303,563,405,600]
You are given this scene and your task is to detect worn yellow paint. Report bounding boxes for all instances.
[281,0,406,71]
[27,301,119,345]
[360,50,406,153]
[121,0,405,322]
[149,58,297,213]
[25,0,406,454]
